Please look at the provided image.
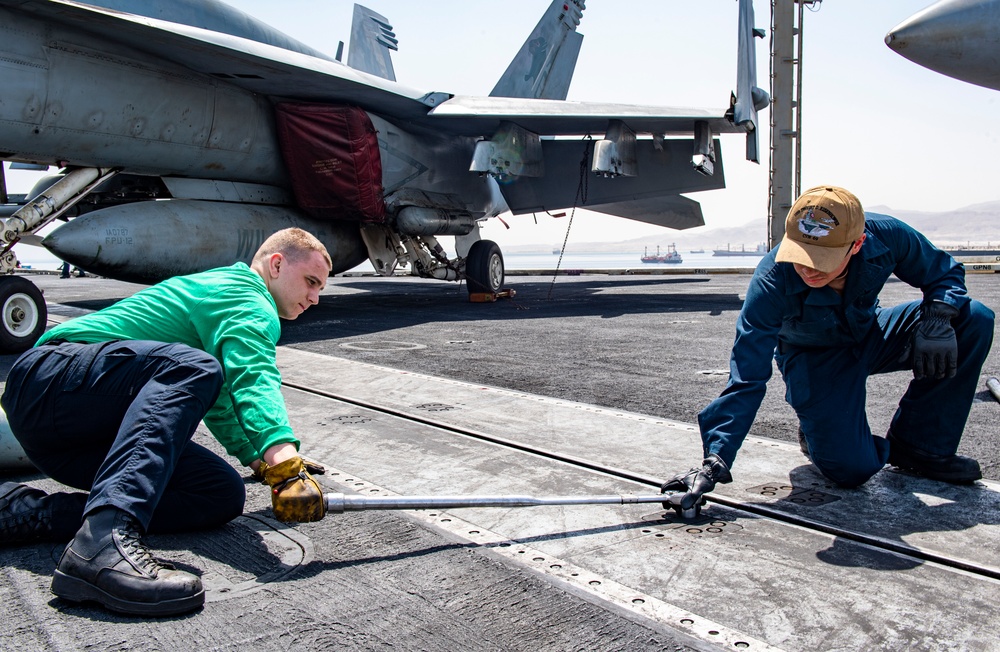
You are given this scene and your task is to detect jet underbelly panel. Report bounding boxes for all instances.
[499,138,726,215]
[0,7,51,161]
[0,9,285,184]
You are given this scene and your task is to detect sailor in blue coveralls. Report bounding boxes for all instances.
[663,186,994,509]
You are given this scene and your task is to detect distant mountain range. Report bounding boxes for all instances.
[867,201,1000,248]
[507,200,1000,254]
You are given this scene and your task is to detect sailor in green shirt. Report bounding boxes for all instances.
[0,227,331,617]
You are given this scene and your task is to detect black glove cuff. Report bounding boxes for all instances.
[703,453,733,484]
[923,301,959,322]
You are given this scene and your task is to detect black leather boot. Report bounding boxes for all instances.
[0,482,87,545]
[51,507,204,616]
[886,433,982,484]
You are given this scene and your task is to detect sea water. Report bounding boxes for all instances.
[502,250,764,270]
[14,247,765,274]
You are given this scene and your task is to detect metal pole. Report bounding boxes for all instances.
[324,493,669,513]
[794,1,806,199]
[768,0,797,250]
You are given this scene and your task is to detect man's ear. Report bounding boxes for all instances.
[852,234,867,254]
[267,252,284,278]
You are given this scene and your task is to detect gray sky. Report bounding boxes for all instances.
[7,0,998,257]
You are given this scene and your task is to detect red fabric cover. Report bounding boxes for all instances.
[274,103,386,222]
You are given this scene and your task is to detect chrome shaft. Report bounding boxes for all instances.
[324,493,667,513]
[987,377,1000,403]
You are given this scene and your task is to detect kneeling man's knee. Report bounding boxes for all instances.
[811,458,881,489]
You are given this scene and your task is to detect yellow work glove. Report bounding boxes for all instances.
[251,462,268,483]
[252,455,326,483]
[263,457,326,523]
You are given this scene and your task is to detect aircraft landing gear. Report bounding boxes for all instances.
[465,239,504,295]
[360,225,511,301]
[0,276,47,354]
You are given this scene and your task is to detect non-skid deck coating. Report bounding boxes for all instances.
[279,346,1000,652]
[3,272,1000,651]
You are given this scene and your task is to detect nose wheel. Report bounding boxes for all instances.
[0,276,47,354]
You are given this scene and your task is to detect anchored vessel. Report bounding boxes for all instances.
[712,242,767,257]
[641,244,683,264]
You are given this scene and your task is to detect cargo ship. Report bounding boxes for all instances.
[713,242,767,257]
[641,244,682,264]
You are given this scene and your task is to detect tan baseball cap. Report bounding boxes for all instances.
[775,185,866,273]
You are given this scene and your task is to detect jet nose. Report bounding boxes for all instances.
[884,1,955,57]
[884,0,1000,91]
[883,24,906,52]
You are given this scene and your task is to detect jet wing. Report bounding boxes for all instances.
[426,96,744,137]
[7,0,745,140]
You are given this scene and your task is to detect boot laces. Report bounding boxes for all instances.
[116,519,166,576]
[0,490,51,540]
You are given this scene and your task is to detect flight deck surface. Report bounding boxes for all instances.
[2,271,999,651]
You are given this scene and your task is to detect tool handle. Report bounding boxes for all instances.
[987,377,1000,403]
[324,493,667,513]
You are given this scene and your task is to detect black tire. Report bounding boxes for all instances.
[466,240,504,294]
[0,276,47,354]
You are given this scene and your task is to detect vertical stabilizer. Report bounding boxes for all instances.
[734,0,769,163]
[490,0,586,100]
[347,4,398,81]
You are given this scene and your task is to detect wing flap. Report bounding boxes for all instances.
[586,195,705,231]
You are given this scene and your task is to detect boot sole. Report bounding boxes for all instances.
[889,464,983,484]
[51,570,205,617]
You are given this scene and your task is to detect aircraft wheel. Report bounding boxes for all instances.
[0,276,47,354]
[466,240,504,294]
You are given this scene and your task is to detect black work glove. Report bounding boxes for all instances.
[660,453,732,511]
[912,301,959,380]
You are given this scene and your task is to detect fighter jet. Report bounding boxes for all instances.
[885,0,1000,92]
[0,0,768,354]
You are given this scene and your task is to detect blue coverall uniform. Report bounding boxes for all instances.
[698,213,994,487]
[1,263,298,533]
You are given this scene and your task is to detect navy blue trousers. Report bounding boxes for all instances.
[1,340,246,533]
[777,299,994,487]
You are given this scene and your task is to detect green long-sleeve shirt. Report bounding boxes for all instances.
[37,262,296,465]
